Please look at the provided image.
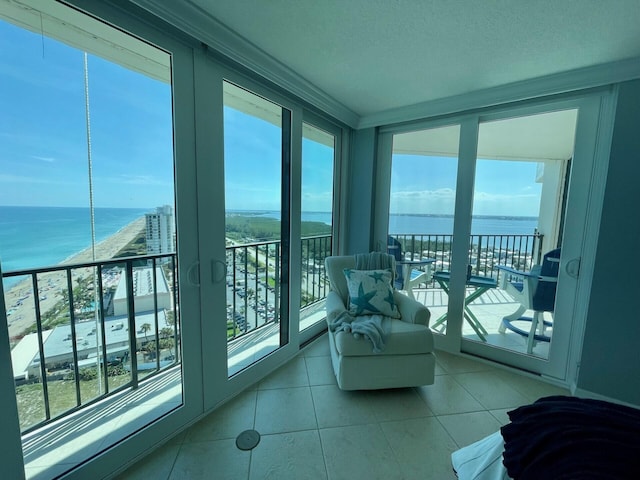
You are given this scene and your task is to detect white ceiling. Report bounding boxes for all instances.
[174,0,640,120]
[394,109,578,161]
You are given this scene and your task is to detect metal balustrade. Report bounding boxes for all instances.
[389,232,544,282]
[3,253,179,433]
[4,231,537,434]
[225,235,332,340]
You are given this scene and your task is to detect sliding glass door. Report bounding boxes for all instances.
[222,80,291,377]
[388,124,460,335]
[0,1,194,477]
[380,95,608,379]
[196,60,342,408]
[463,109,578,360]
[299,120,338,339]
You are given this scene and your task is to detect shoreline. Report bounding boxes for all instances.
[3,217,146,341]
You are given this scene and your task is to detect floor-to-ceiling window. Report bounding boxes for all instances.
[378,96,608,379]
[0,1,194,478]
[0,1,345,477]
[388,124,460,334]
[299,120,339,337]
[222,80,291,377]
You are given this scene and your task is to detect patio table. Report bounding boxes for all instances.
[430,271,497,341]
[397,258,436,299]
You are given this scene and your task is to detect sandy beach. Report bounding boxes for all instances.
[3,217,146,342]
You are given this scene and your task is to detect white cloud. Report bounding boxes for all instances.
[107,174,169,186]
[31,155,55,163]
[390,188,541,216]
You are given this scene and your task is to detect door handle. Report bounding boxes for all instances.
[186,261,200,287]
[565,257,581,278]
[211,259,227,284]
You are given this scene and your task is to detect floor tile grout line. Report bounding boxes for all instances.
[450,370,538,410]
[165,440,185,480]
[305,353,330,479]
[433,412,469,450]
[417,372,488,416]
[445,371,502,411]
[375,416,406,473]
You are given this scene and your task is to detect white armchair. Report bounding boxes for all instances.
[324,254,436,390]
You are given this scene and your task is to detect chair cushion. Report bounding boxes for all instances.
[343,268,400,318]
[333,318,433,356]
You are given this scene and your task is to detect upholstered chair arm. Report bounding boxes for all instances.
[325,290,347,325]
[394,291,431,326]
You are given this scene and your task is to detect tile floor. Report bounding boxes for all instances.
[116,334,569,480]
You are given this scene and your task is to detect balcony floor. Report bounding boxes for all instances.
[412,286,551,358]
[22,368,182,480]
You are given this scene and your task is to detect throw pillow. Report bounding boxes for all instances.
[343,268,400,318]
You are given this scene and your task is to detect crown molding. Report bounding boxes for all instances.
[130,0,359,128]
[359,56,640,129]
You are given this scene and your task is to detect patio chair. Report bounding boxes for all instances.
[324,253,436,390]
[496,248,561,353]
[387,236,433,297]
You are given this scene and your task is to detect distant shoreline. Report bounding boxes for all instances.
[3,217,146,341]
[227,209,538,221]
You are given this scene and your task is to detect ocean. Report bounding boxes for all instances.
[0,206,150,274]
[2,207,538,284]
[231,210,539,236]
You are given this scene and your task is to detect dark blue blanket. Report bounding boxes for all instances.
[501,395,640,479]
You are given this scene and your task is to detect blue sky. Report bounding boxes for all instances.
[0,17,540,217]
[0,20,174,209]
[390,155,542,216]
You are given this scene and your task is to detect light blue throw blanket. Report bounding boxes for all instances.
[328,252,394,353]
[355,252,393,271]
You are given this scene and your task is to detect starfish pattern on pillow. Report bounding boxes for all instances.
[350,283,380,315]
[343,268,400,318]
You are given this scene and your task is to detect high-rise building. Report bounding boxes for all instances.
[145,205,175,255]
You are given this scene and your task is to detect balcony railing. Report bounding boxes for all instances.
[3,253,180,433]
[4,231,536,434]
[4,234,333,434]
[225,234,332,340]
[391,232,544,281]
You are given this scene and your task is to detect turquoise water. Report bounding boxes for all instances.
[2,206,538,281]
[0,206,150,273]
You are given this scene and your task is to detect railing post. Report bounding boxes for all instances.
[536,232,544,264]
[475,235,482,274]
[32,272,51,421]
[125,261,138,388]
[97,264,109,394]
[66,269,82,407]
[152,258,160,371]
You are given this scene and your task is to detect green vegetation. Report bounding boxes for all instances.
[227,321,237,338]
[397,237,452,255]
[16,373,131,431]
[113,228,147,258]
[226,215,331,241]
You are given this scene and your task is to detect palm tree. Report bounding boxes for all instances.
[140,323,152,343]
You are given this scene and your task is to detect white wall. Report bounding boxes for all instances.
[577,79,640,406]
[344,128,377,254]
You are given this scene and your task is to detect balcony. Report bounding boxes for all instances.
[2,235,333,478]
[3,232,548,478]
[390,232,551,357]
[2,253,182,478]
